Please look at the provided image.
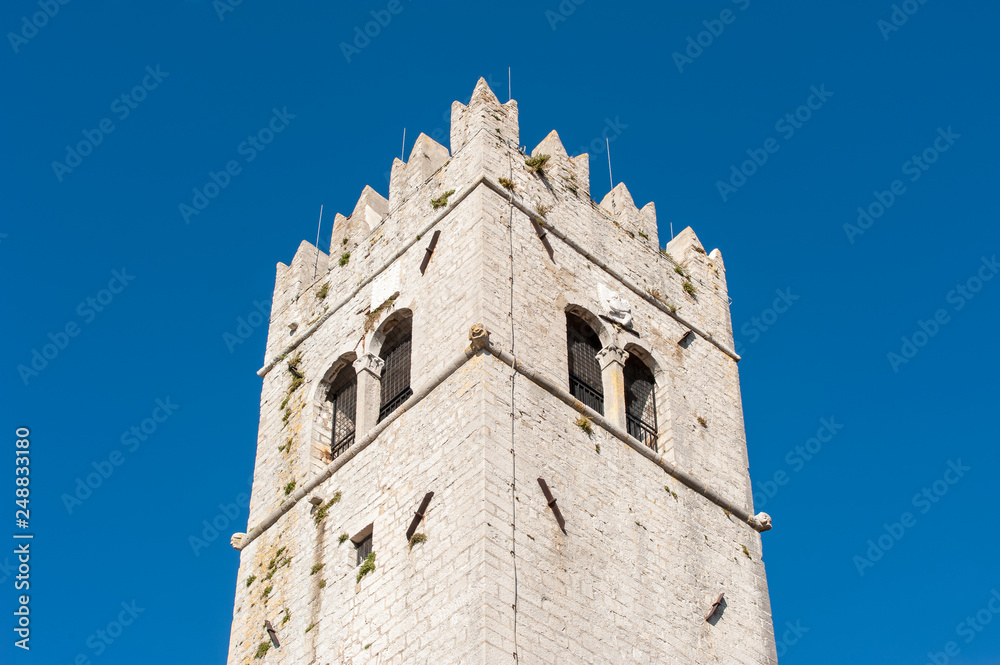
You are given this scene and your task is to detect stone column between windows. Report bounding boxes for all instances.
[596,345,628,430]
[353,353,384,439]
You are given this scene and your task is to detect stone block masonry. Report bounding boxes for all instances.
[226,77,777,664]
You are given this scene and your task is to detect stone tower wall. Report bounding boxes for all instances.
[226,78,776,665]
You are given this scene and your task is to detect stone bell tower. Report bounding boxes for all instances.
[226,77,777,664]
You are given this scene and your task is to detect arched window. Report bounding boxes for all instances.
[327,366,357,460]
[566,312,604,414]
[378,316,412,422]
[624,355,657,451]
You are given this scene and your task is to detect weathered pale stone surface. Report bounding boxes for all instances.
[227,78,776,665]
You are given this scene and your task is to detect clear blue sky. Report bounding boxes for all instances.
[3,1,998,663]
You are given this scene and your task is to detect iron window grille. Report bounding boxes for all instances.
[566,313,604,414]
[624,356,658,451]
[356,533,373,565]
[378,318,413,423]
[327,367,358,460]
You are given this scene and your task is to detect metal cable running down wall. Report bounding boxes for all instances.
[504,153,520,662]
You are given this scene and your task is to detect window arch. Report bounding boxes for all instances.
[327,365,358,460]
[378,316,412,422]
[624,354,657,450]
[566,312,604,414]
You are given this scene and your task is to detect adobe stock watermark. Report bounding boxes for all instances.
[672,0,751,73]
[924,588,1000,665]
[716,84,834,202]
[179,106,295,224]
[213,0,243,21]
[51,65,169,182]
[339,0,412,63]
[887,254,997,372]
[775,619,809,658]
[733,287,799,356]
[545,0,586,31]
[752,416,843,511]
[188,474,253,556]
[61,600,145,661]
[7,0,70,54]
[877,0,929,41]
[61,398,180,514]
[853,459,969,576]
[16,268,135,386]
[223,298,271,353]
[844,126,960,244]
[574,116,628,160]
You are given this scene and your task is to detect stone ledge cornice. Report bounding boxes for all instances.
[237,327,766,552]
[257,174,738,379]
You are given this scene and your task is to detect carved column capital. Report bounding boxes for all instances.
[596,345,628,371]
[353,353,384,378]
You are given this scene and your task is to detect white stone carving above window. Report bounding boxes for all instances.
[598,283,633,329]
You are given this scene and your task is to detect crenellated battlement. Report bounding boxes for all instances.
[271,78,730,338]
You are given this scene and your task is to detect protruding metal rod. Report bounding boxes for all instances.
[529,218,554,261]
[313,204,324,278]
[265,620,281,647]
[705,593,725,622]
[419,230,441,275]
[406,491,434,541]
[606,137,613,190]
[537,478,565,532]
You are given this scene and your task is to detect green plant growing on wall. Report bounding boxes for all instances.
[430,189,455,209]
[499,177,515,191]
[339,251,351,267]
[364,296,396,333]
[284,480,296,495]
[575,415,593,435]
[408,533,427,550]
[255,642,271,659]
[317,283,329,299]
[742,544,752,559]
[338,533,349,544]
[356,552,376,583]
[524,153,550,173]
[313,492,341,524]
[310,563,324,575]
[246,575,256,587]
[683,281,696,296]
